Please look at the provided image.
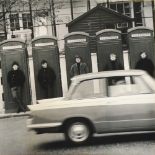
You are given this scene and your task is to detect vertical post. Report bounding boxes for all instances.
[28,0,34,39]
[87,0,90,11]
[131,1,135,27]
[107,0,109,8]
[51,0,57,36]
[49,0,57,36]
[70,0,73,20]
[9,6,15,38]
[2,1,7,39]
[49,0,54,35]
[152,0,155,38]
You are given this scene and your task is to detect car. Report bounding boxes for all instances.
[27,70,155,144]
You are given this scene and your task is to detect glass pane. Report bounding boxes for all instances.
[134,2,141,13]
[117,3,123,14]
[16,22,20,30]
[71,78,107,99]
[132,76,152,94]
[10,14,20,30]
[124,3,130,14]
[135,12,143,26]
[23,22,27,29]
[108,76,153,97]
[110,4,117,11]
[22,13,32,29]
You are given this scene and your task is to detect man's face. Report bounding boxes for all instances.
[42,63,47,68]
[140,52,147,59]
[110,54,116,61]
[75,57,81,63]
[12,64,18,70]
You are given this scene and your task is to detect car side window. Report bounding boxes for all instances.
[71,78,107,99]
[108,75,153,97]
[132,75,153,94]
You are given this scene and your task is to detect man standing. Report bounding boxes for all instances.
[70,55,89,77]
[7,62,27,113]
[104,53,124,85]
[38,60,56,99]
[104,53,123,71]
[135,52,155,77]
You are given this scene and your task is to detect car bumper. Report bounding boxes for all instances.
[27,118,62,134]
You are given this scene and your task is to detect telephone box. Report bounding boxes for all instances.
[0,39,31,113]
[32,36,62,100]
[64,32,92,85]
[127,27,155,69]
[96,29,124,71]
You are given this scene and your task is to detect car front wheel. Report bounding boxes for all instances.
[65,121,91,144]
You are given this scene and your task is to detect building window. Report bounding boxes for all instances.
[9,14,20,31]
[109,2,131,17]
[117,23,128,28]
[133,2,143,26]
[0,13,4,32]
[105,23,116,29]
[22,13,32,29]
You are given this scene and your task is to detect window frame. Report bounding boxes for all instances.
[133,1,143,26]
[117,22,128,28]
[70,75,154,100]
[22,13,32,30]
[132,75,154,94]
[107,75,154,97]
[9,13,20,31]
[109,2,131,17]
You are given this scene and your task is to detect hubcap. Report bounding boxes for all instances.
[68,122,89,143]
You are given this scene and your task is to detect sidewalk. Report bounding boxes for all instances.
[0,111,30,119]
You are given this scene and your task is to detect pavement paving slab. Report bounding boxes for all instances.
[0,111,30,119]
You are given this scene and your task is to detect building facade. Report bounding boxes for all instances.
[0,0,154,51]
[0,0,154,113]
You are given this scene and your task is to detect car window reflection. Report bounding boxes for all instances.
[70,75,153,100]
[108,76,153,97]
[71,78,107,99]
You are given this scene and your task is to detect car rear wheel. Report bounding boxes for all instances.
[65,121,92,144]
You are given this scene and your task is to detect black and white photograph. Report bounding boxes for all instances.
[0,0,155,155]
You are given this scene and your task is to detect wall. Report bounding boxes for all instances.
[3,0,154,51]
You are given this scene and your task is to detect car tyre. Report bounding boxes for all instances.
[65,121,92,144]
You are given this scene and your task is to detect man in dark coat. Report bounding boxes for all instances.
[104,53,124,71]
[135,52,154,77]
[104,53,124,85]
[70,55,89,78]
[38,60,56,99]
[7,62,27,113]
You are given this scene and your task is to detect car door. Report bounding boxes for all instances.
[96,75,155,133]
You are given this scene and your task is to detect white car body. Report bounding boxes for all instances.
[27,70,155,143]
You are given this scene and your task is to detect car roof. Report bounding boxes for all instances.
[71,70,146,83]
